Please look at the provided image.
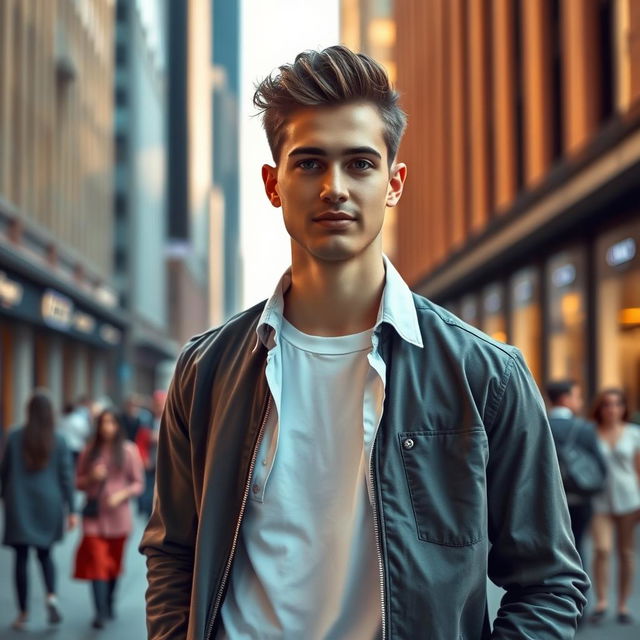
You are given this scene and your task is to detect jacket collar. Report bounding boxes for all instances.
[254,254,423,352]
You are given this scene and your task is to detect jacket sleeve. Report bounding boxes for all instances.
[486,350,589,639]
[139,346,198,640]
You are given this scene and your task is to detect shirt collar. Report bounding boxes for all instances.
[549,406,574,419]
[253,255,423,352]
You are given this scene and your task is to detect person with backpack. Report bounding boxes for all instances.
[546,380,607,564]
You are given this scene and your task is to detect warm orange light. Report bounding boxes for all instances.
[561,293,582,323]
[491,331,508,343]
[619,307,640,325]
[368,18,396,48]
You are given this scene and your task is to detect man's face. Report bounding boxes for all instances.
[566,384,583,415]
[262,103,406,263]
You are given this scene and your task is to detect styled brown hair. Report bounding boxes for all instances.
[22,389,55,471]
[253,45,407,164]
[591,388,629,425]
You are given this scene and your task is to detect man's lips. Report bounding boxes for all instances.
[312,211,356,221]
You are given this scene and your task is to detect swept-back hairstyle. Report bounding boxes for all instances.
[22,388,55,472]
[253,45,407,164]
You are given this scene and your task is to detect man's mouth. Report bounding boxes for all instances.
[312,211,356,230]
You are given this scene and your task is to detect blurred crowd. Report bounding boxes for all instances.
[0,388,166,631]
[545,381,640,627]
[0,380,639,632]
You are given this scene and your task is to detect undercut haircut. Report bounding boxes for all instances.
[253,45,407,165]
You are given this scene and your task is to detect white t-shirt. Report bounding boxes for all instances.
[219,318,382,639]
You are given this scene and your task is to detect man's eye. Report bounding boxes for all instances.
[351,159,374,170]
[297,159,321,170]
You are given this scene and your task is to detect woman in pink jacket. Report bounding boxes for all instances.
[73,408,144,629]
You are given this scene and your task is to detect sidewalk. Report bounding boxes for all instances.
[0,510,148,638]
[1,508,639,638]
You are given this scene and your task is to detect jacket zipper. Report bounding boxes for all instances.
[370,439,387,639]
[204,392,272,640]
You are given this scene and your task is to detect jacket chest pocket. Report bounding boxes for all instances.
[399,428,488,547]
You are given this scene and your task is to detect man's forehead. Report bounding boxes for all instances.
[281,103,386,153]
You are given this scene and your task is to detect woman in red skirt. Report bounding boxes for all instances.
[74,408,144,628]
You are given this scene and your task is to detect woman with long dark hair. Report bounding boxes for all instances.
[0,389,76,630]
[589,388,640,625]
[73,408,144,629]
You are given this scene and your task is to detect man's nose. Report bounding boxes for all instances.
[319,166,348,203]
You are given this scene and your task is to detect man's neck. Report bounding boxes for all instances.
[284,246,385,337]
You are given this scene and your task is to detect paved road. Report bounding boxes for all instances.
[1,508,639,638]
[0,509,148,639]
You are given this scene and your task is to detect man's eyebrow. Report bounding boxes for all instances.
[288,146,382,159]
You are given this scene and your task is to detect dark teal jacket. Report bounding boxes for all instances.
[140,295,589,639]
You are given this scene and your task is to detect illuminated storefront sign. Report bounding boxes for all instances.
[0,271,24,308]
[606,237,636,267]
[42,289,73,329]
[0,268,122,347]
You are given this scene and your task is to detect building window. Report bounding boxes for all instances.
[545,247,587,393]
[481,283,507,343]
[460,293,479,328]
[596,217,640,418]
[510,267,542,382]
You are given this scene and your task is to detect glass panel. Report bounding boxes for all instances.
[510,267,542,382]
[482,283,507,343]
[460,293,479,327]
[596,217,640,420]
[545,247,587,393]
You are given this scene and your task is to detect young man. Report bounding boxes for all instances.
[141,46,588,639]
[547,380,606,562]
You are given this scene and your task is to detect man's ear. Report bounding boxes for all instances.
[386,162,407,207]
[262,164,281,208]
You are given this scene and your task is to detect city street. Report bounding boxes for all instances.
[0,511,148,638]
[1,507,639,638]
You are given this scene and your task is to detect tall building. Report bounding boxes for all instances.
[0,0,125,426]
[113,0,177,395]
[166,0,213,343]
[212,0,241,321]
[394,0,640,411]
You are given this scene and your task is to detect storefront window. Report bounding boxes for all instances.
[481,283,507,343]
[460,293,479,327]
[510,267,542,382]
[546,248,587,393]
[596,219,640,419]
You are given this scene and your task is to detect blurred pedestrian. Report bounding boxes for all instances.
[546,380,606,562]
[58,401,91,468]
[136,390,165,517]
[120,395,143,442]
[589,388,640,625]
[0,389,77,631]
[73,408,144,629]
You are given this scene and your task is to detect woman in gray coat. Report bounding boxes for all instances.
[0,389,77,630]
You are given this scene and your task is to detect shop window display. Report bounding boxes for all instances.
[597,220,640,419]
[510,268,542,383]
[482,283,507,343]
[546,248,587,394]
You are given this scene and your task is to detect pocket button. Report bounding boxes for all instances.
[403,438,415,450]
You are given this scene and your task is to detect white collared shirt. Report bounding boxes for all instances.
[218,256,423,639]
